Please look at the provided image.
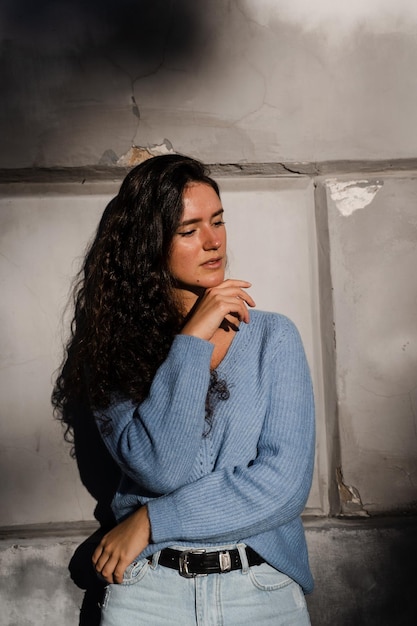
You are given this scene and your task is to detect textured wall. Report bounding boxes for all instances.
[1,517,416,626]
[1,2,417,620]
[318,175,417,514]
[2,171,416,526]
[1,0,417,167]
[0,177,326,526]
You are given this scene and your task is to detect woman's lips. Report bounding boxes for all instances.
[201,257,223,269]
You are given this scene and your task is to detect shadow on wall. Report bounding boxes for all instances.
[306,517,417,626]
[69,402,121,528]
[2,0,205,64]
[0,0,218,167]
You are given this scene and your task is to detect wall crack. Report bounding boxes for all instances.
[336,467,369,517]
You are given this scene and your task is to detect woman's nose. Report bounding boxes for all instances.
[203,231,221,250]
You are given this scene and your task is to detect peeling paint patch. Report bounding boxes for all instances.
[336,467,369,517]
[117,140,175,167]
[117,147,154,167]
[148,139,175,157]
[327,179,383,216]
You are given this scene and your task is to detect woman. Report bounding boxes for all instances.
[53,154,315,625]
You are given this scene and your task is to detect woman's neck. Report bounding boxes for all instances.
[174,286,204,317]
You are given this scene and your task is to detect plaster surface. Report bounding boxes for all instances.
[0,177,325,526]
[1,517,416,626]
[1,1,417,167]
[321,174,417,514]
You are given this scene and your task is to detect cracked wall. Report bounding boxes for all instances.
[2,172,416,525]
[319,175,417,514]
[0,177,327,525]
[1,1,417,166]
[0,0,416,523]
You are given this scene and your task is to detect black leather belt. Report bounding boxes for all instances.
[156,546,265,578]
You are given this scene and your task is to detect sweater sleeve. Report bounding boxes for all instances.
[95,334,214,494]
[147,320,315,543]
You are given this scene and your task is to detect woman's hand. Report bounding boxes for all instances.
[92,506,151,584]
[181,279,256,341]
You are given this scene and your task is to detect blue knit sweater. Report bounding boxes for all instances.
[96,310,315,593]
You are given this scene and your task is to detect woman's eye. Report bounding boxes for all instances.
[178,229,196,237]
[213,220,225,227]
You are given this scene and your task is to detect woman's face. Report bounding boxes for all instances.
[169,182,227,308]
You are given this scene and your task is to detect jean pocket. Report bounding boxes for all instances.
[248,562,296,591]
[120,557,150,586]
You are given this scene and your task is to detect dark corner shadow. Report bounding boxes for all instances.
[69,403,121,626]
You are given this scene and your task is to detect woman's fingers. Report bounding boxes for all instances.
[100,556,118,584]
[181,279,255,340]
[92,547,112,583]
[92,543,104,570]
[210,279,255,301]
[213,294,251,322]
[205,279,256,318]
[91,506,151,585]
[101,555,129,585]
[215,279,251,288]
[93,542,129,584]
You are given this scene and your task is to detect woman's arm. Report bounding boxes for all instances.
[95,334,213,494]
[147,320,315,544]
[94,320,314,583]
[92,505,151,584]
[94,319,314,582]
[95,279,255,494]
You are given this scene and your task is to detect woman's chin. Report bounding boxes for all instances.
[202,270,226,288]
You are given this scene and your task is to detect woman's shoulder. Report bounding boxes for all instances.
[247,309,304,353]
[249,309,299,334]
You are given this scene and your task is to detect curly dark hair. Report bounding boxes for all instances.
[52,154,220,441]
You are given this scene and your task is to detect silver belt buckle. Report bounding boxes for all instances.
[219,550,232,573]
[179,549,206,578]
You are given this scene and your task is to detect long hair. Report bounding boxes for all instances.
[52,154,220,440]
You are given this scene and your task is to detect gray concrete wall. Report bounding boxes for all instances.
[317,175,417,516]
[1,517,416,626]
[305,516,417,625]
[1,166,416,624]
[0,176,326,526]
[1,0,417,623]
[2,170,416,526]
[2,1,417,167]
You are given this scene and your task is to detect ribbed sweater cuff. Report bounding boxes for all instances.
[169,333,214,362]
[147,494,182,544]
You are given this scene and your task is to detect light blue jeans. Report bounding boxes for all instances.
[100,544,311,625]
